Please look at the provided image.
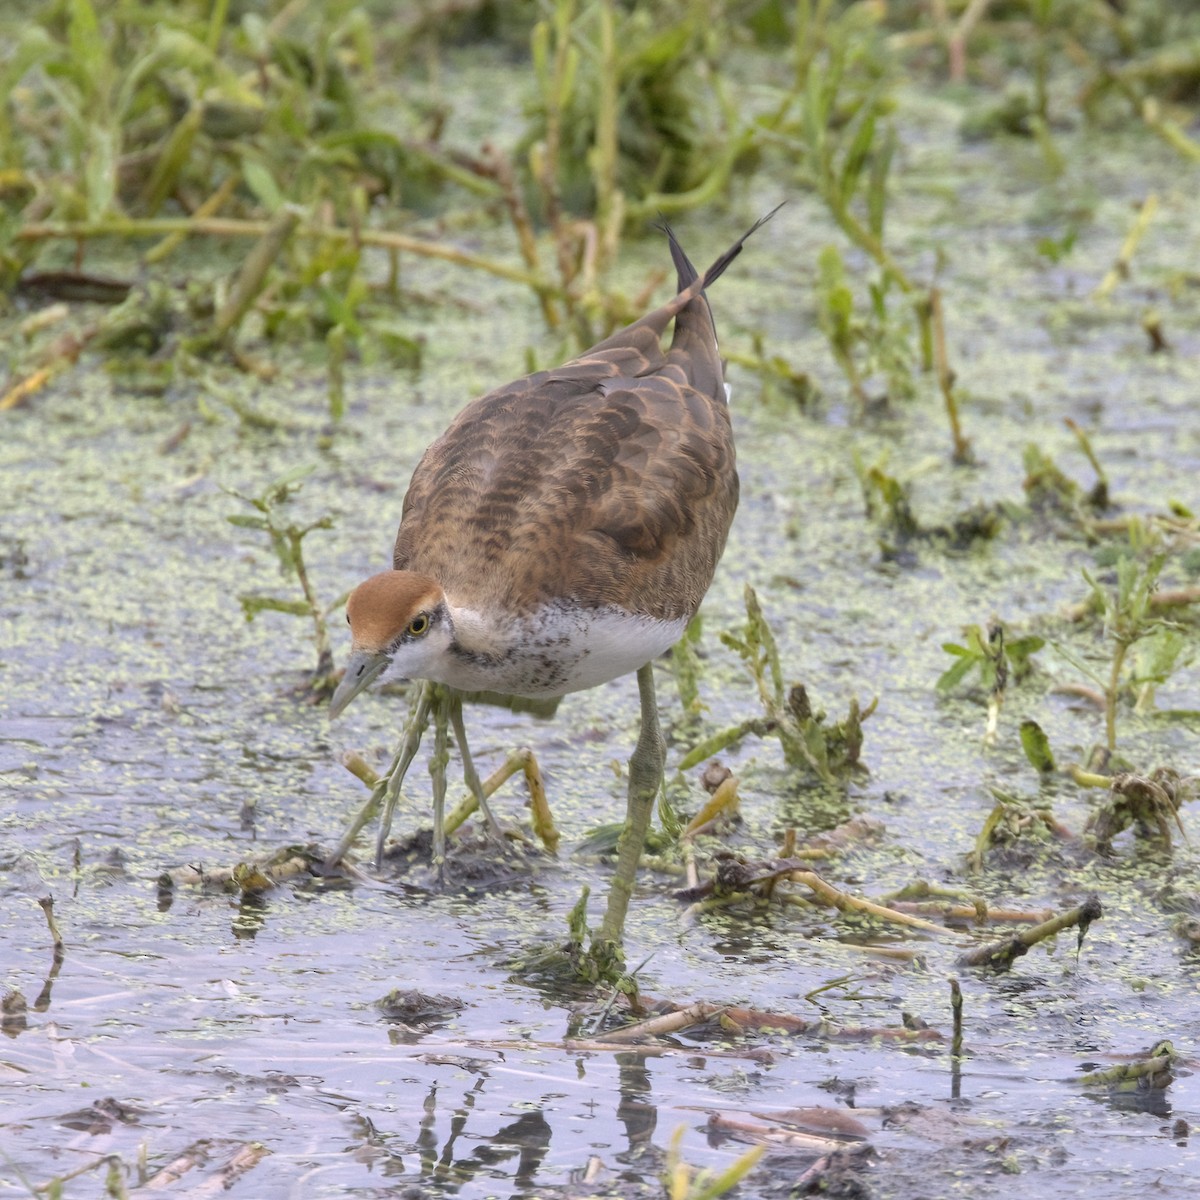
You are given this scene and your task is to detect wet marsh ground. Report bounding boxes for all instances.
[4,23,1200,1200]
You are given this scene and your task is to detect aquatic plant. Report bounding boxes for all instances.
[680,584,874,786]
[224,465,340,695]
[663,1125,765,1200]
[938,622,1045,743]
[968,787,1065,873]
[1087,769,1191,855]
[760,0,972,457]
[1056,551,1182,753]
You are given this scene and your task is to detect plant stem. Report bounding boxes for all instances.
[929,286,972,463]
[1106,638,1128,752]
[17,216,558,301]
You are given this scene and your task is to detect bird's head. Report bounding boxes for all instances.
[329,571,448,717]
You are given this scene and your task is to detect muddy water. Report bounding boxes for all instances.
[3,92,1200,1197]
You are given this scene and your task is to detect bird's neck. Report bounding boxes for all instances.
[443,602,516,661]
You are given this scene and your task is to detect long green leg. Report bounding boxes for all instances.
[596,663,665,949]
[428,685,452,879]
[326,681,433,869]
[447,692,504,839]
[374,681,435,868]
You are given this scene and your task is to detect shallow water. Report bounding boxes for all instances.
[3,83,1200,1197]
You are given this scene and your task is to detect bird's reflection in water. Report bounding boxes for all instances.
[401,1050,670,1194]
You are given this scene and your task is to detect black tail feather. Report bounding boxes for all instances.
[658,202,783,296]
[699,202,784,290]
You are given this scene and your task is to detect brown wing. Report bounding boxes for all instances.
[393,214,775,619]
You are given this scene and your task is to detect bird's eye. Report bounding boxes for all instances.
[346,613,351,624]
[407,613,430,637]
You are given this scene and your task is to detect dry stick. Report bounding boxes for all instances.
[890,901,1053,925]
[1094,193,1159,299]
[141,1140,214,1189]
[481,145,560,330]
[1,365,55,411]
[0,325,98,411]
[38,896,64,952]
[161,853,311,891]
[721,1004,944,1044]
[949,977,963,1059]
[831,942,921,963]
[957,894,1103,968]
[682,840,700,891]
[605,1000,942,1046]
[788,869,957,936]
[188,1143,271,1197]
[1053,682,1107,708]
[344,742,559,852]
[795,1144,875,1191]
[414,1036,765,1064]
[705,1115,849,1154]
[1065,585,1200,623]
[446,746,558,852]
[341,750,378,788]
[16,216,557,298]
[604,1001,722,1043]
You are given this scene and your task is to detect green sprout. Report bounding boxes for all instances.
[939,623,1044,743]
[225,465,341,695]
[1056,553,1179,753]
[680,585,874,786]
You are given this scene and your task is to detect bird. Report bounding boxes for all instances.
[328,209,776,951]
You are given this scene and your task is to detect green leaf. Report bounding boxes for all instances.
[964,625,988,657]
[84,127,118,221]
[1051,640,1106,689]
[867,123,895,239]
[1131,627,1188,687]
[838,106,877,204]
[1005,635,1045,674]
[678,719,762,772]
[1019,720,1056,773]
[936,653,977,693]
[68,0,107,99]
[241,156,284,213]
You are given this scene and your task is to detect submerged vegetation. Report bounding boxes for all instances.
[4,0,1200,1194]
